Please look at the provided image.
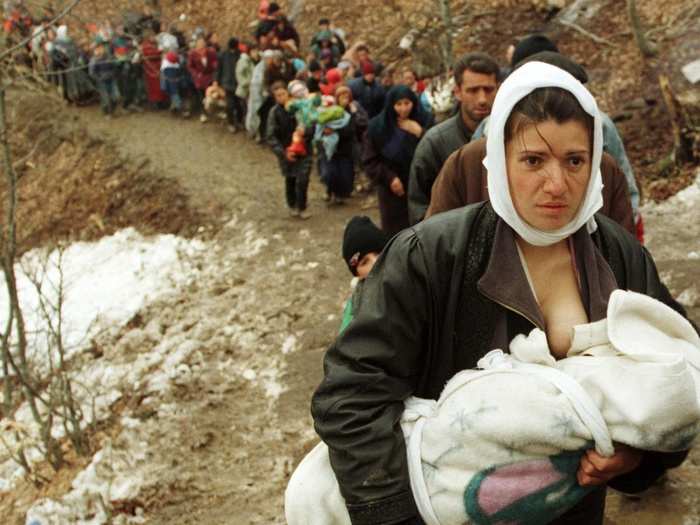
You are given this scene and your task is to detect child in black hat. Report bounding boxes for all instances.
[339,216,390,332]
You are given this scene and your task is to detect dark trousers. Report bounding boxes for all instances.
[282,156,312,211]
[258,96,275,138]
[116,62,139,108]
[377,183,409,237]
[190,88,205,114]
[320,155,354,198]
[118,62,146,107]
[225,90,245,126]
[95,78,119,114]
[285,172,310,211]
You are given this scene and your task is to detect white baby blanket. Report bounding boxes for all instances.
[286,290,700,525]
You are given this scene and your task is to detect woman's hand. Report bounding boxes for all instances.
[390,177,405,197]
[398,118,422,138]
[577,444,642,486]
[286,151,297,162]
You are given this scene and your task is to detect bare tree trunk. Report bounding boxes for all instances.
[0,0,88,477]
[288,0,305,23]
[627,0,657,57]
[0,86,46,444]
[437,0,454,69]
[658,74,699,170]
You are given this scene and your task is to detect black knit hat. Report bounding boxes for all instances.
[342,216,390,275]
[511,34,559,67]
[308,59,322,72]
[514,50,589,84]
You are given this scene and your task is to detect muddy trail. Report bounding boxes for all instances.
[1,96,697,524]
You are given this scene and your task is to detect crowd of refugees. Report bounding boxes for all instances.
[2,1,643,234]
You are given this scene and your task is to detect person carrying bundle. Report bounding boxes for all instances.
[305,61,698,525]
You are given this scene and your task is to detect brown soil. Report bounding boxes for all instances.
[1,91,207,255]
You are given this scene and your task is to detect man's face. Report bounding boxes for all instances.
[357,49,369,63]
[402,70,416,87]
[356,252,379,280]
[454,69,498,131]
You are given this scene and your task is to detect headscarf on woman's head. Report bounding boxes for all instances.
[483,61,604,246]
[367,84,431,180]
[367,85,429,148]
[56,25,69,41]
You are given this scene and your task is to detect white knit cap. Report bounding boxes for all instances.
[56,25,69,41]
[483,61,604,246]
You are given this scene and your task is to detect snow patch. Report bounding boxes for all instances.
[644,173,700,214]
[281,335,297,354]
[26,438,148,525]
[0,228,206,370]
[677,287,699,308]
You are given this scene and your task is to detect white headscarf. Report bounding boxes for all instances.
[483,61,604,246]
[56,25,69,42]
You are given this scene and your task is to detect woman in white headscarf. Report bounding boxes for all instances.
[311,62,697,525]
[49,24,95,104]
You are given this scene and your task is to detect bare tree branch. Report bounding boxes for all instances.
[627,0,657,57]
[558,19,616,46]
[0,0,83,64]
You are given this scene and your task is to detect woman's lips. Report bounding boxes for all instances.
[537,203,568,215]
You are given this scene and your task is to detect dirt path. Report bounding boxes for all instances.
[71,107,699,525]
[73,107,379,524]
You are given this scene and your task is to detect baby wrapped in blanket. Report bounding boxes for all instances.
[286,290,700,525]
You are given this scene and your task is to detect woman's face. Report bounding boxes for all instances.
[505,118,591,231]
[337,92,350,107]
[393,98,413,120]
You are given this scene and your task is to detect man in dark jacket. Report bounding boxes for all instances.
[217,37,243,132]
[348,61,386,119]
[407,52,499,224]
[311,202,695,525]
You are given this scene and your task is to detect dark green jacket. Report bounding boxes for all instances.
[407,112,472,225]
[311,202,694,525]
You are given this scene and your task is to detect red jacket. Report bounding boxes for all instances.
[187,47,218,90]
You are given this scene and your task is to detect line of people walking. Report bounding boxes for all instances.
[5,1,642,238]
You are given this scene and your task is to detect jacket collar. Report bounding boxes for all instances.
[454,110,472,142]
[477,218,618,329]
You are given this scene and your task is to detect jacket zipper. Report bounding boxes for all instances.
[477,283,544,331]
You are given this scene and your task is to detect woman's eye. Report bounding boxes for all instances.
[524,156,541,167]
[568,157,584,168]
